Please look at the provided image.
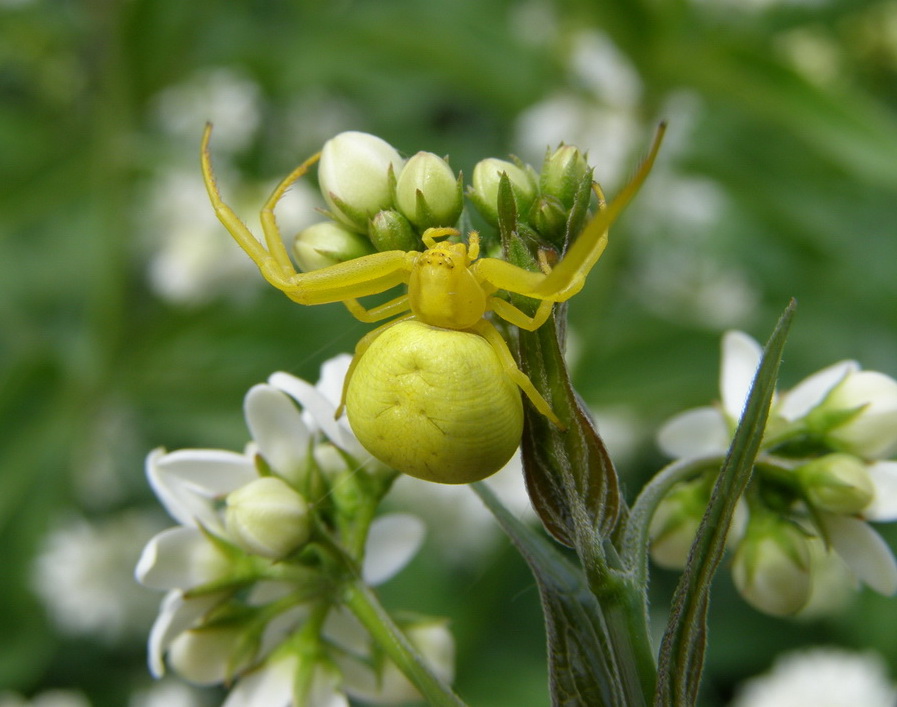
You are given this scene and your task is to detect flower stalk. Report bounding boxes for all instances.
[342,580,466,707]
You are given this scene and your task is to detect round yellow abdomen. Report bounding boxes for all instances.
[346,320,523,484]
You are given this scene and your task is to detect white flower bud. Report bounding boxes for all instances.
[797,453,875,515]
[469,157,537,225]
[649,478,708,570]
[731,515,811,616]
[225,477,311,559]
[168,624,248,685]
[292,221,375,272]
[811,370,897,459]
[318,131,404,231]
[394,151,462,229]
[649,477,747,569]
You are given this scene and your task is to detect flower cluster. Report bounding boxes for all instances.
[136,357,454,705]
[292,130,593,271]
[651,331,897,615]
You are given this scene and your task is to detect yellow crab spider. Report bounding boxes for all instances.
[201,124,664,484]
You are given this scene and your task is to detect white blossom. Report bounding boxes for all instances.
[731,647,897,707]
[32,510,162,642]
[655,330,897,604]
[137,358,445,705]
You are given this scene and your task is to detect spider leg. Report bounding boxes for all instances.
[471,319,564,429]
[201,123,291,286]
[203,124,415,312]
[343,294,411,323]
[488,296,555,332]
[474,123,666,303]
[336,313,416,418]
[259,148,321,279]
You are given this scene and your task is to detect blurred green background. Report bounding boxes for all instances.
[2,0,896,705]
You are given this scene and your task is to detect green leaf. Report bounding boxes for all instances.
[654,299,796,707]
[472,482,628,706]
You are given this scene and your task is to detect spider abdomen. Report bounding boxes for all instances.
[346,320,523,483]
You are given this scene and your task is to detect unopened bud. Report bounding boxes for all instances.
[539,144,591,209]
[469,158,537,225]
[318,131,404,231]
[368,209,419,252]
[168,624,248,685]
[293,221,375,271]
[731,514,811,616]
[395,152,462,229]
[225,477,310,559]
[797,453,874,515]
[528,195,568,242]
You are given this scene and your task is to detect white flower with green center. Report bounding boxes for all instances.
[655,330,897,605]
[136,358,450,704]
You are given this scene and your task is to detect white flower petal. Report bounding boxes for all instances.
[244,385,311,481]
[268,371,368,459]
[147,591,223,678]
[777,360,858,422]
[316,354,354,407]
[147,449,256,529]
[323,607,370,657]
[657,407,730,458]
[825,371,897,459]
[864,462,897,522]
[720,331,763,422]
[146,451,220,530]
[136,527,228,590]
[222,655,297,707]
[363,514,425,586]
[308,663,350,707]
[154,448,257,493]
[824,514,897,596]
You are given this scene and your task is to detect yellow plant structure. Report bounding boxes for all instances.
[201,124,663,483]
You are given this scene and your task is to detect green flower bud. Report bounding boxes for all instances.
[394,152,463,229]
[528,195,568,243]
[731,514,811,616]
[469,157,537,225]
[539,144,591,209]
[369,209,419,252]
[225,477,310,559]
[797,453,874,514]
[293,221,376,271]
[318,131,404,231]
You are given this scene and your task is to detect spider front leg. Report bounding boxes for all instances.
[474,123,666,304]
[202,123,414,312]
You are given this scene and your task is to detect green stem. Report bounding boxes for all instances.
[292,602,331,704]
[621,454,725,587]
[343,580,467,707]
[585,545,659,705]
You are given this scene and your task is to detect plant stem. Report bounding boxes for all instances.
[343,580,467,707]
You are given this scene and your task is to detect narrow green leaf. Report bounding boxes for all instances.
[654,300,796,707]
[472,483,627,706]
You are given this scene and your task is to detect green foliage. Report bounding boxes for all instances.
[2,0,896,704]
